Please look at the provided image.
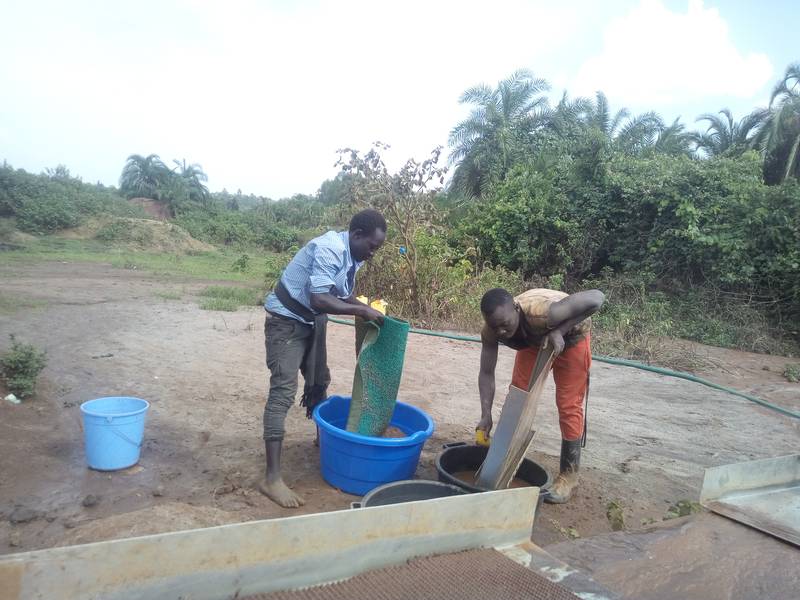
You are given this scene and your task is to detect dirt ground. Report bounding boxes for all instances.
[1,261,798,555]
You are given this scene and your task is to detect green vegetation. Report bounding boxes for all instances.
[1,335,47,398]
[664,500,703,520]
[154,290,183,301]
[198,285,263,311]
[119,155,210,216]
[198,297,241,312]
[2,62,800,365]
[0,164,145,234]
[784,363,800,383]
[0,237,281,283]
[0,293,46,315]
[95,219,155,245]
[606,500,625,531]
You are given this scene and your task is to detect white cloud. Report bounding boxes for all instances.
[0,0,579,197]
[572,0,773,107]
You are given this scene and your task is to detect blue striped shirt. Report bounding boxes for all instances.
[264,230,362,323]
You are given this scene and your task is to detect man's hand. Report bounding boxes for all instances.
[359,305,385,325]
[544,330,565,356]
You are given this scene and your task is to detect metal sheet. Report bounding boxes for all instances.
[476,385,528,487]
[0,487,538,600]
[700,453,800,547]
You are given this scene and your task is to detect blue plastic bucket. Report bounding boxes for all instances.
[313,395,434,495]
[80,397,150,471]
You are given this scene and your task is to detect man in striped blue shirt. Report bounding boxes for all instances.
[261,209,387,508]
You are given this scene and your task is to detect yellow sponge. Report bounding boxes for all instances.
[370,299,388,315]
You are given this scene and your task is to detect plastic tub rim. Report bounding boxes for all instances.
[80,396,150,419]
[313,395,434,447]
[354,479,467,508]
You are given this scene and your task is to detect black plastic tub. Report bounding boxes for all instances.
[436,442,551,492]
[352,479,467,509]
[435,442,549,530]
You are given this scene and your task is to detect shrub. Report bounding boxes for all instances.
[15,192,82,233]
[1,335,47,398]
[95,219,154,245]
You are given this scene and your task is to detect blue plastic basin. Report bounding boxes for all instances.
[313,395,435,496]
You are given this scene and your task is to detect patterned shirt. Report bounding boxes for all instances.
[264,230,362,323]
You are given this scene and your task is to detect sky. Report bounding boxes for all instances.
[1,0,797,199]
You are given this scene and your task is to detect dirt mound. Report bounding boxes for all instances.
[59,217,215,253]
[128,197,171,220]
[59,503,239,546]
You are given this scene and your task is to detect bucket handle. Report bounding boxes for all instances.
[442,441,467,450]
[105,416,142,449]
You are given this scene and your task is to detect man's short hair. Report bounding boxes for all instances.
[349,209,387,235]
[480,288,514,314]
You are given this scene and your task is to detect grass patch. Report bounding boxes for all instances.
[199,297,242,312]
[0,237,289,285]
[155,290,183,301]
[0,293,46,314]
[198,285,263,311]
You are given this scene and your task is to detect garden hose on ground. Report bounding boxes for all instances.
[329,317,800,421]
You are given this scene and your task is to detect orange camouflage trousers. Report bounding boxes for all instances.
[511,335,591,441]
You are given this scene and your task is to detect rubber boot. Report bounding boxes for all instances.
[544,439,581,504]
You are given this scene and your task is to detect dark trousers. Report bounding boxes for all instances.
[263,313,330,442]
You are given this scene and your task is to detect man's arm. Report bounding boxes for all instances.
[477,333,499,434]
[310,293,384,323]
[307,246,384,323]
[544,290,605,355]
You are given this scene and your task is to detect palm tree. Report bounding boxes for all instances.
[119,154,169,199]
[690,109,768,157]
[651,118,694,157]
[548,91,665,155]
[448,69,550,198]
[585,92,663,153]
[753,63,800,183]
[172,159,209,203]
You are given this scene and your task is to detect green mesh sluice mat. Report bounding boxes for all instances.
[347,316,410,436]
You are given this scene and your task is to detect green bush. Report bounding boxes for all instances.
[15,192,82,233]
[357,229,523,329]
[461,167,585,278]
[95,220,155,245]
[0,163,144,234]
[1,335,47,398]
[175,206,303,252]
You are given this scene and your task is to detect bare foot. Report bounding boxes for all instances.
[258,477,306,508]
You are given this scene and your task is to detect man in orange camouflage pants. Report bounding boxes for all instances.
[477,287,605,503]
